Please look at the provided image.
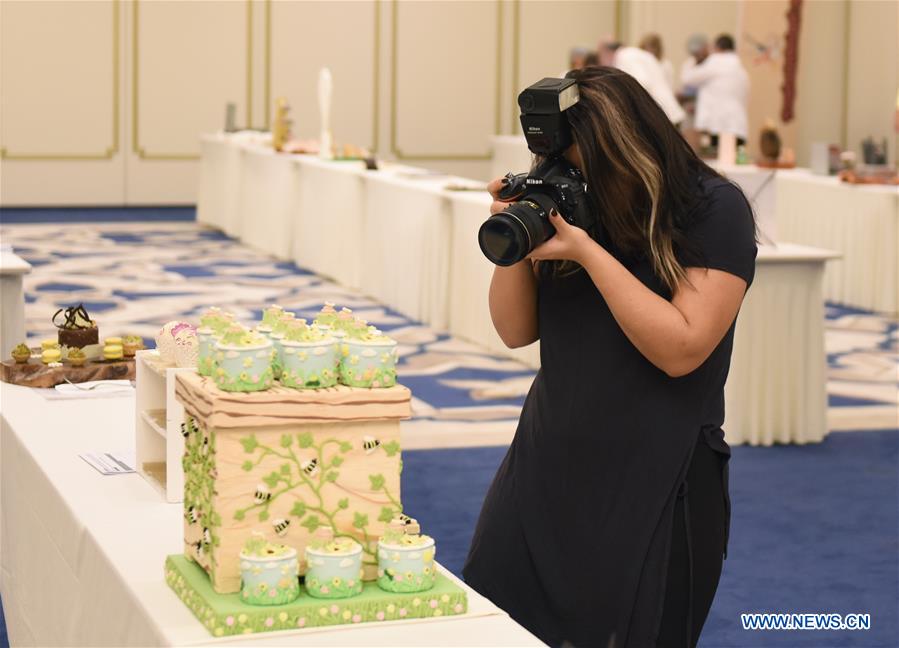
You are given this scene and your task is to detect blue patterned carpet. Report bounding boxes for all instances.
[0,209,896,647]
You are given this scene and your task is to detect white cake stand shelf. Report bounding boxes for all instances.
[135,349,193,502]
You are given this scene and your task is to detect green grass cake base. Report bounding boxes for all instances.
[165,555,468,637]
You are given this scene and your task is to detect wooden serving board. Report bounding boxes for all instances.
[0,356,136,388]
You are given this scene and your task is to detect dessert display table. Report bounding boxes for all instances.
[0,249,31,358]
[198,133,462,328]
[776,169,899,315]
[0,382,542,646]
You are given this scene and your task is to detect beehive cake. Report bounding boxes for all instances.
[175,371,410,594]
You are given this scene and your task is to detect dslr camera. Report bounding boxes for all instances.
[478,78,594,266]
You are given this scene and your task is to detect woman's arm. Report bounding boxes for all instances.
[529,212,746,377]
[484,177,539,349]
[489,260,538,349]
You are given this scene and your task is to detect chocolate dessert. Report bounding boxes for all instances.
[53,304,99,348]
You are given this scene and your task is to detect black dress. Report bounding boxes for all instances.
[463,176,757,647]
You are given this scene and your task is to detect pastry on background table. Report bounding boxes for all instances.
[53,304,99,348]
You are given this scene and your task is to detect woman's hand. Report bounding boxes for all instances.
[527,210,596,263]
[487,176,515,215]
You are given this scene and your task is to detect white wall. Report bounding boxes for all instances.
[0,0,616,205]
[1,0,895,206]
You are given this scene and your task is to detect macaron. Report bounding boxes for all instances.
[105,336,123,346]
[41,348,62,364]
[103,344,124,360]
[41,338,60,351]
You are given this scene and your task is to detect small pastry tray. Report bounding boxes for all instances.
[1,348,136,388]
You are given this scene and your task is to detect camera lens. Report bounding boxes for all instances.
[478,194,557,266]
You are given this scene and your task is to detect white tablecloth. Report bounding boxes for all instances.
[0,249,31,358]
[0,383,541,646]
[235,146,298,259]
[361,172,454,330]
[725,244,838,445]
[197,132,270,238]
[775,169,899,314]
[291,157,368,288]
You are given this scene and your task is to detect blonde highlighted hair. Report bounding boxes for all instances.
[549,66,724,293]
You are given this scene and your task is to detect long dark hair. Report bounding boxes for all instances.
[558,66,723,292]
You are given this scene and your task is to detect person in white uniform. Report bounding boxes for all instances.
[680,34,750,143]
[639,33,675,93]
[598,38,686,125]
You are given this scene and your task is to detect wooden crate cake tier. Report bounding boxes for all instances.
[175,372,411,594]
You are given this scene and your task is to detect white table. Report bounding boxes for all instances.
[0,249,32,357]
[0,383,542,646]
[291,156,368,288]
[197,132,271,238]
[235,145,298,259]
[775,169,899,314]
[725,243,839,445]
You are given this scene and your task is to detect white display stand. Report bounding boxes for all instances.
[135,350,192,503]
[0,249,32,357]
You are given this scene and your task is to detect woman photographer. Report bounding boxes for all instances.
[463,66,757,648]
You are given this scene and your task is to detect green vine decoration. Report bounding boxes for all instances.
[233,432,402,563]
[182,415,220,574]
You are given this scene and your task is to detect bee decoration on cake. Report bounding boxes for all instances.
[301,457,319,477]
[254,484,272,503]
[187,505,199,524]
[193,540,204,559]
[362,436,381,454]
[180,422,189,439]
[203,527,212,545]
[273,518,290,536]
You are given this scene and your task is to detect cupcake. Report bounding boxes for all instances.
[376,519,436,593]
[11,343,31,364]
[279,320,338,390]
[304,528,363,599]
[122,335,145,357]
[67,347,87,367]
[257,304,284,338]
[239,533,300,606]
[339,326,398,388]
[196,308,233,377]
[269,311,296,380]
[213,324,274,392]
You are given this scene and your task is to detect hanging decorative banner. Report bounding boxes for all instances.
[781,0,803,123]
